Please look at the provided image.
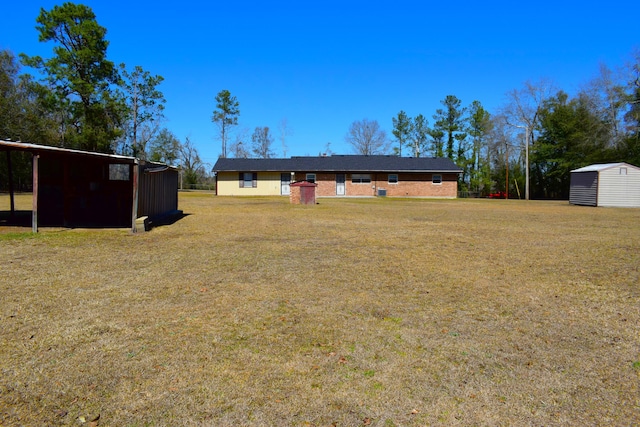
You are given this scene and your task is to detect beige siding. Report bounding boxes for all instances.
[598,166,640,207]
[217,171,282,196]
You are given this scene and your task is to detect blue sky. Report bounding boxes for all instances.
[2,1,638,168]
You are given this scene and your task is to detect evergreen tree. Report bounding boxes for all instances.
[410,114,429,157]
[212,89,240,158]
[21,3,124,152]
[391,110,412,156]
[432,95,467,161]
[468,101,492,194]
[118,64,165,158]
[148,128,180,164]
[533,91,608,198]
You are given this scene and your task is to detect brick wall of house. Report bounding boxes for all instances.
[383,180,458,197]
[382,173,458,197]
[293,172,458,198]
[315,174,337,196]
[345,180,376,196]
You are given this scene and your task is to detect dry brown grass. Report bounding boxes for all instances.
[1,192,639,426]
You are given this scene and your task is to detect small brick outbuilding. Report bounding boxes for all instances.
[290,181,317,205]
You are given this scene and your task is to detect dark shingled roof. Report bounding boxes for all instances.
[213,155,462,173]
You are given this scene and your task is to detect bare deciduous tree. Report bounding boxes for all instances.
[345,118,389,155]
[179,137,205,186]
[501,78,556,143]
[579,63,627,147]
[229,127,250,158]
[278,118,293,158]
[251,126,275,158]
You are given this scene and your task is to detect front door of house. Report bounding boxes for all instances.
[336,174,345,195]
[281,173,291,195]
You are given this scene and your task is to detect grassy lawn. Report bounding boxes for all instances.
[1,193,639,426]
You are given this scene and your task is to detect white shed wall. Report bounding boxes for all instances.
[598,165,640,207]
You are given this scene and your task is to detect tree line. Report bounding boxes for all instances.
[2,3,639,198]
[211,89,295,160]
[218,50,639,200]
[0,3,209,189]
[346,57,640,199]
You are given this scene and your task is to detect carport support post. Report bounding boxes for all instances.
[131,160,139,233]
[32,154,39,233]
[6,150,15,217]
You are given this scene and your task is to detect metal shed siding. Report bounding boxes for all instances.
[137,165,179,217]
[598,166,640,207]
[569,171,598,206]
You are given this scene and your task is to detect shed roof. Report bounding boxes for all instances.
[291,180,317,187]
[0,139,137,163]
[571,162,639,173]
[213,155,463,173]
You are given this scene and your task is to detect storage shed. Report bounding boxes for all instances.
[290,181,317,205]
[1,140,180,231]
[569,162,640,207]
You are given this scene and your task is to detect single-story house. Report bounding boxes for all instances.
[569,162,640,207]
[1,140,180,231]
[213,155,462,198]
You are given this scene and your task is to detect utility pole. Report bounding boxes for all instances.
[505,142,509,199]
[513,124,529,200]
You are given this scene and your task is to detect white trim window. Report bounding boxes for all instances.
[388,174,398,184]
[432,174,442,184]
[352,173,371,184]
[306,173,316,183]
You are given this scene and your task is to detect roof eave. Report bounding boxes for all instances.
[0,140,137,162]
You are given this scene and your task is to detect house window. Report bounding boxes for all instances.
[388,174,398,184]
[306,173,316,183]
[432,174,442,184]
[352,173,371,184]
[109,164,130,181]
[239,172,257,188]
[620,167,627,175]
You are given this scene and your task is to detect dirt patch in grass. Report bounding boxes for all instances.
[1,193,639,426]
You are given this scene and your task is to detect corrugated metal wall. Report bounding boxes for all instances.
[598,166,640,207]
[569,171,598,206]
[137,164,179,217]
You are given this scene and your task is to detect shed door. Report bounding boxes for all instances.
[336,174,345,195]
[281,173,291,195]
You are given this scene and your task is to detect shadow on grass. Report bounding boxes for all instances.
[0,210,32,227]
[0,209,189,231]
[146,210,189,230]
